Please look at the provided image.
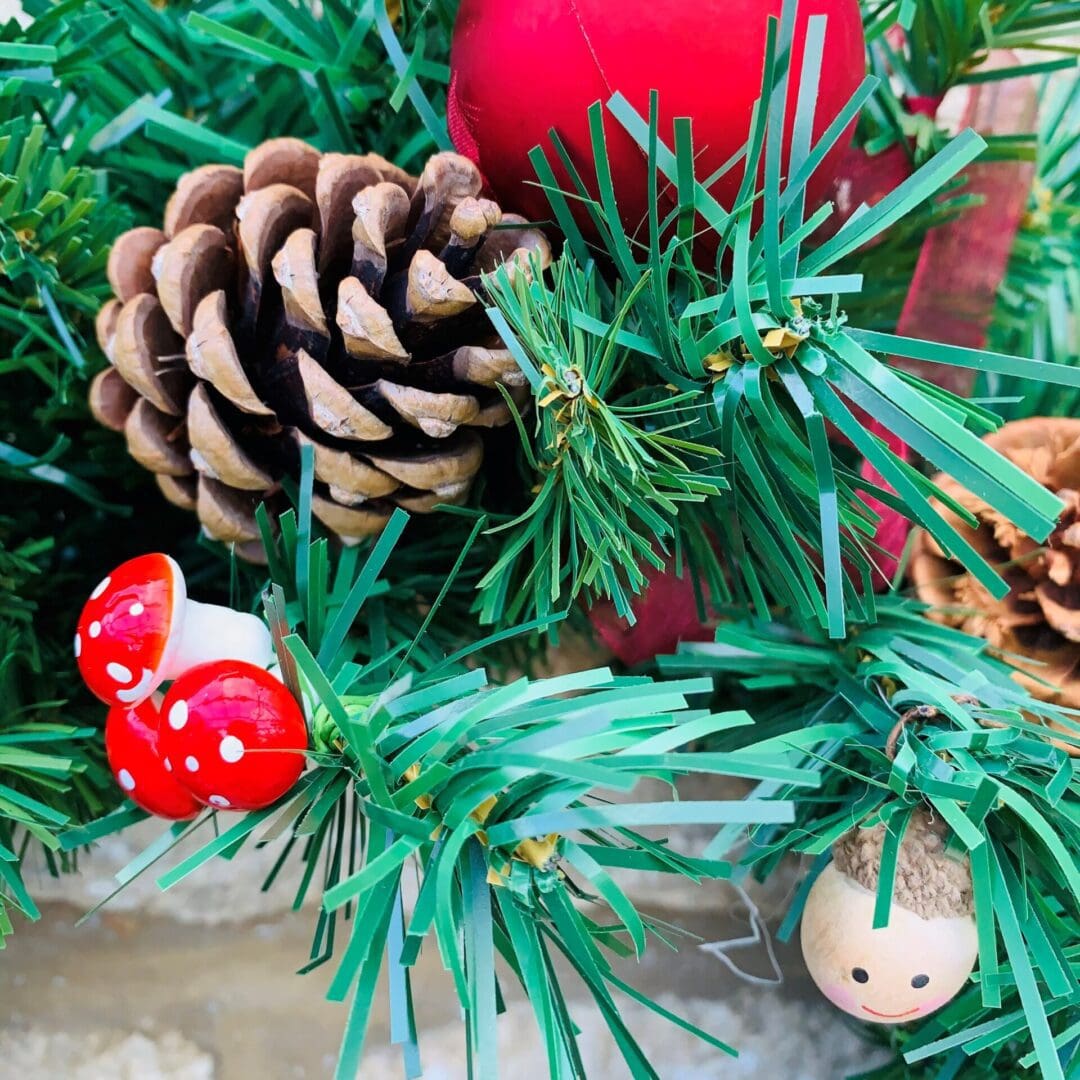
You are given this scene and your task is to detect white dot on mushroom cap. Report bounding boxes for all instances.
[219,735,245,764]
[129,602,144,616]
[106,662,133,683]
[208,795,231,809]
[168,700,188,730]
[73,633,81,658]
[90,576,111,600]
[163,757,172,772]
[89,621,101,639]
[118,769,135,791]
[185,756,199,773]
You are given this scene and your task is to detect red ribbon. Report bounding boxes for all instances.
[860,59,1037,582]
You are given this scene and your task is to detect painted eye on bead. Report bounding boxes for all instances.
[852,968,869,984]
[911,974,930,989]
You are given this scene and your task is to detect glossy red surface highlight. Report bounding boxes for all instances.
[105,698,200,820]
[75,553,178,706]
[449,0,865,257]
[158,661,307,812]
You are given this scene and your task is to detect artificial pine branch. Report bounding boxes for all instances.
[64,456,820,1078]
[479,254,726,625]
[661,594,1079,1080]
[864,0,1078,102]
[488,15,1080,639]
[0,527,115,946]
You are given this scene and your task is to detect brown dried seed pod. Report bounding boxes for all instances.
[91,139,551,557]
[909,417,1080,753]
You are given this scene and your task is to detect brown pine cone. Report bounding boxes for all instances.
[89,140,550,556]
[910,417,1080,751]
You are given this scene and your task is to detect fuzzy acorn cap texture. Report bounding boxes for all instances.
[832,810,974,920]
[91,140,551,556]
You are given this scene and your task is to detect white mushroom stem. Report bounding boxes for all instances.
[164,599,273,677]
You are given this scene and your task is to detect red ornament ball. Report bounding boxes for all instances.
[449,0,865,249]
[158,661,307,812]
[105,698,200,820]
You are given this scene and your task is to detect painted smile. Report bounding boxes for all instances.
[862,1005,919,1019]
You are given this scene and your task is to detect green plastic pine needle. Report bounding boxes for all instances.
[662,593,1080,1080]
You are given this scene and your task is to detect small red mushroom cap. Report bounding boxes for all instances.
[105,698,201,820]
[158,661,307,811]
[76,553,183,706]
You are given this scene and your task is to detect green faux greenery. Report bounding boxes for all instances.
[975,74,1080,419]
[4,0,1080,1075]
[864,1,1079,98]
[0,0,463,931]
[485,5,1080,640]
[0,527,115,947]
[661,593,1079,1080]
[65,452,822,1078]
[478,253,726,625]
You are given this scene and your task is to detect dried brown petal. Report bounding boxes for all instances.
[88,367,138,432]
[367,431,483,496]
[336,277,408,361]
[311,495,391,543]
[187,383,274,490]
[296,349,393,442]
[375,379,478,438]
[95,299,122,361]
[295,432,399,501]
[112,294,190,416]
[164,165,244,237]
[152,224,234,336]
[196,476,261,543]
[406,249,476,321]
[186,291,274,416]
[156,473,197,511]
[124,398,191,476]
[244,137,320,201]
[408,152,483,253]
[272,227,328,339]
[107,227,165,302]
[351,182,411,297]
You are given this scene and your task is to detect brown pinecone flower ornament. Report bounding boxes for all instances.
[89,140,550,555]
[911,417,1080,747]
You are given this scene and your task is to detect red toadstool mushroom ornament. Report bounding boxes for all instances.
[158,660,307,811]
[105,697,201,820]
[75,553,273,707]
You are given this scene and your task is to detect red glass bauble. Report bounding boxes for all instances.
[449,0,866,254]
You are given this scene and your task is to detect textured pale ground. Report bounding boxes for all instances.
[0,1029,213,1080]
[0,893,891,1079]
[363,995,881,1080]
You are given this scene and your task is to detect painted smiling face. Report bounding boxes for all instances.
[800,862,978,1024]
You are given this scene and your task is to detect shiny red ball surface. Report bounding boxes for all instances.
[449,0,865,253]
[105,699,200,820]
[158,661,307,811]
[75,553,178,707]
